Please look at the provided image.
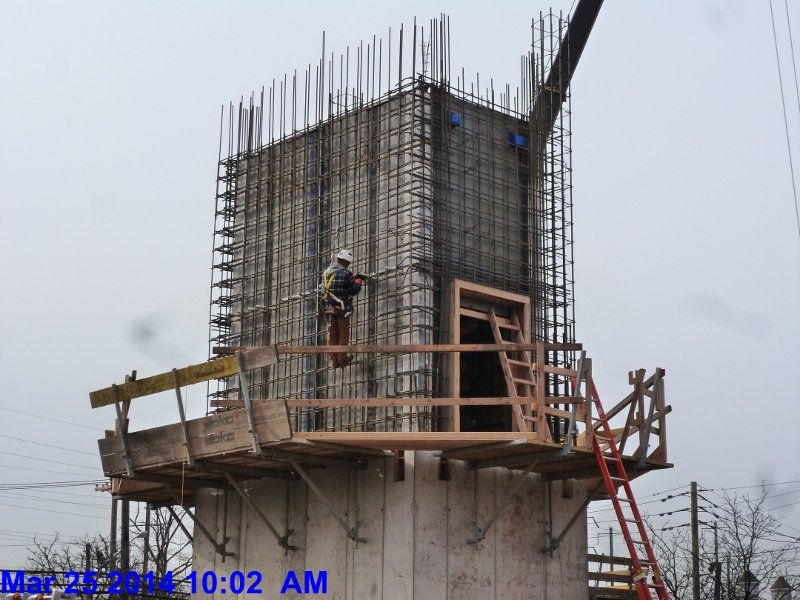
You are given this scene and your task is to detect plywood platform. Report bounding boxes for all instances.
[92,346,671,504]
[100,411,669,504]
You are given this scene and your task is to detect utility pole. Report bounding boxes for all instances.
[712,522,721,600]
[110,497,117,571]
[118,370,135,600]
[726,556,731,600]
[691,481,700,600]
[609,527,614,573]
[142,504,151,575]
[121,499,129,600]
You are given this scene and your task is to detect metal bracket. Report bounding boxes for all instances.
[165,486,234,559]
[543,482,602,553]
[222,472,296,551]
[289,460,365,543]
[172,368,195,467]
[468,458,541,544]
[112,385,134,477]
[236,352,262,454]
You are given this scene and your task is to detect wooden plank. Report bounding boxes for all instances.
[446,460,495,598]
[89,348,277,408]
[542,406,575,419]
[352,460,385,599]
[304,468,348,599]
[210,398,245,408]
[452,280,462,433]
[459,307,518,330]
[214,342,584,355]
[542,364,579,377]
[495,465,543,598]
[452,278,531,306]
[383,453,414,600]
[293,431,541,452]
[286,396,538,408]
[413,453,447,600]
[98,400,290,474]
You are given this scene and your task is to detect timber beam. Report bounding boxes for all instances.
[214,342,583,355]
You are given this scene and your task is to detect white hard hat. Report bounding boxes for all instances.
[336,249,354,263]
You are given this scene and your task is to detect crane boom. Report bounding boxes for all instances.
[532,0,604,137]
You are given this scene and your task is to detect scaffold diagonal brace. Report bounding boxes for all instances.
[289,460,365,543]
[164,485,234,559]
[468,458,540,545]
[223,472,296,551]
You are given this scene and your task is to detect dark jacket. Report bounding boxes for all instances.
[321,263,362,310]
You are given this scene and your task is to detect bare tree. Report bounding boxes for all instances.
[28,533,116,573]
[647,486,800,600]
[25,504,192,598]
[714,487,799,600]
[647,523,698,600]
[130,504,193,595]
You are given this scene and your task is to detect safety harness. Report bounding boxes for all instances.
[321,269,348,315]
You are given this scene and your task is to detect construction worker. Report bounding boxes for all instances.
[320,249,364,367]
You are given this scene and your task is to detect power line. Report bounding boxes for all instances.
[0,434,97,456]
[0,450,98,471]
[0,528,92,542]
[769,0,800,242]
[0,462,104,478]
[0,490,108,510]
[0,405,98,431]
[783,0,800,121]
[0,480,105,491]
[0,501,107,520]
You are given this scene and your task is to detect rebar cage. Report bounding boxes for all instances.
[209,13,575,433]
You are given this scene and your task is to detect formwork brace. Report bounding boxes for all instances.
[561,352,587,456]
[236,352,262,454]
[222,472,296,551]
[289,459,366,543]
[172,368,195,467]
[164,485,234,559]
[236,353,368,470]
[112,385,133,477]
[543,481,602,554]
[637,368,664,468]
[467,450,562,544]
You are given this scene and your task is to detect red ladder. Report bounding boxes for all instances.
[590,382,671,600]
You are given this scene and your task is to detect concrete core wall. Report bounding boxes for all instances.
[193,452,588,600]
[215,85,549,434]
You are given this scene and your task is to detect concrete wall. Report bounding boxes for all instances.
[193,452,588,600]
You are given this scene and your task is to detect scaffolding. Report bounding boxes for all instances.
[208,13,575,434]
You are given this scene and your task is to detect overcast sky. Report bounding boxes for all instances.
[1,0,799,568]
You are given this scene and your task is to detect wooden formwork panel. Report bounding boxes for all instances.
[98,398,291,475]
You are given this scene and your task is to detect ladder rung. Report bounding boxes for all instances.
[507,359,531,367]
[498,323,521,331]
[512,377,536,386]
